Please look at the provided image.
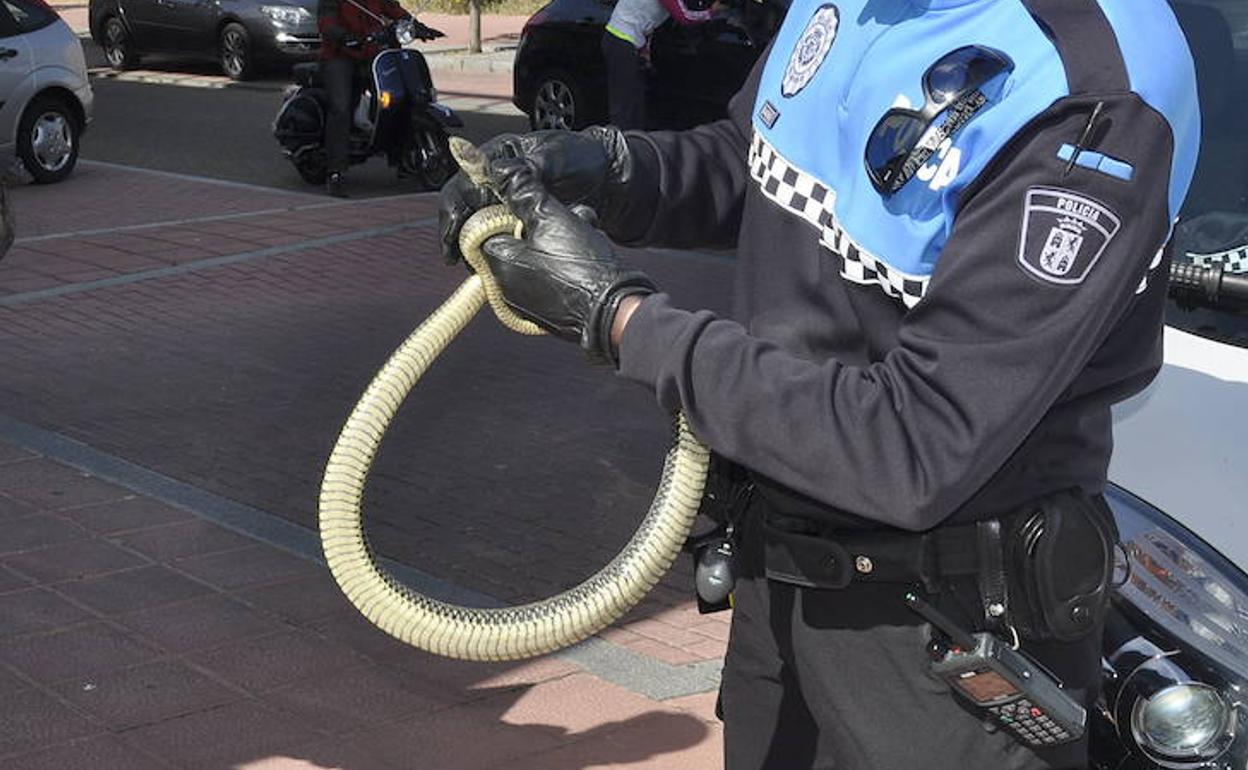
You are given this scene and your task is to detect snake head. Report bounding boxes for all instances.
[448,136,490,188]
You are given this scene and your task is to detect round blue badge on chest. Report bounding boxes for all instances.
[782,4,840,98]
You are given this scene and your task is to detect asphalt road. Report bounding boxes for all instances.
[79,42,528,197]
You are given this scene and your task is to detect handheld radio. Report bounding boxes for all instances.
[903,592,1087,747]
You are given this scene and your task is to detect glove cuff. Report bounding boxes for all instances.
[583,272,656,367]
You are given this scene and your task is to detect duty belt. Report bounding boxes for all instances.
[762,511,1010,625]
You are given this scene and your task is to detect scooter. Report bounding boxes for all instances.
[272,16,462,191]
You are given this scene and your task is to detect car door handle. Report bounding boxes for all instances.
[0,48,18,60]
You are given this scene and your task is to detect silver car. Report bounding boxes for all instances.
[0,0,92,183]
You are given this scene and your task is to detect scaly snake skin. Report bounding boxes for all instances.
[317,137,710,661]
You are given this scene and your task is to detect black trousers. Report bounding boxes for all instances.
[719,501,1104,770]
[322,58,368,174]
[601,32,648,130]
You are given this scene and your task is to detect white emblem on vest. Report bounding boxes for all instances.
[781,4,839,98]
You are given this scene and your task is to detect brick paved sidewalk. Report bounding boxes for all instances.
[0,158,734,767]
[0,438,721,769]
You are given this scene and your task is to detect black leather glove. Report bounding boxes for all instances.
[479,158,655,365]
[414,22,445,40]
[439,126,634,265]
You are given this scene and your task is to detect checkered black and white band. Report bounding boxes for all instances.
[1190,245,1248,274]
[748,132,930,308]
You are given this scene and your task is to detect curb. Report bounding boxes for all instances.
[425,52,514,76]
[422,44,516,75]
[87,67,289,93]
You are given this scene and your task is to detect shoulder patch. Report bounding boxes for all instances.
[781,4,839,98]
[1017,187,1121,286]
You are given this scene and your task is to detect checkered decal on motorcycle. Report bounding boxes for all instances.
[1190,245,1248,274]
[749,132,930,308]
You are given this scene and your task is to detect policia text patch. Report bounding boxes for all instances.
[1017,187,1121,286]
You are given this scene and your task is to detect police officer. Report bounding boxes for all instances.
[440,0,1200,767]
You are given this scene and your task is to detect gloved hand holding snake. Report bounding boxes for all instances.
[317,137,710,662]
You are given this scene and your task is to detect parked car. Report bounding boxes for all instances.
[0,0,92,183]
[1093,2,1248,767]
[88,0,319,80]
[512,0,788,131]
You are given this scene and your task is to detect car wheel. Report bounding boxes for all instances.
[102,16,140,70]
[17,95,81,184]
[219,22,254,81]
[530,70,585,130]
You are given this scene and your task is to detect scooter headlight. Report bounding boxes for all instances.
[261,5,312,26]
[396,18,416,45]
[1131,683,1234,760]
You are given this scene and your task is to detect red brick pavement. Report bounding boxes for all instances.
[0,440,723,769]
[0,161,733,766]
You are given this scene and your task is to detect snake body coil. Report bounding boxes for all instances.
[318,137,710,661]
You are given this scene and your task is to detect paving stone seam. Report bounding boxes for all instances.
[6,734,176,769]
[0,219,437,308]
[15,195,432,245]
[0,414,724,702]
[79,160,332,200]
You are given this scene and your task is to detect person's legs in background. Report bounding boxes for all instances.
[601,31,648,130]
[322,57,355,197]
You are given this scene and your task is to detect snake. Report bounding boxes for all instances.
[317,136,711,661]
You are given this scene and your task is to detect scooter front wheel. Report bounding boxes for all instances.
[292,145,328,186]
[405,132,454,191]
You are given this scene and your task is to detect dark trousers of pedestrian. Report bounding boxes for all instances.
[322,58,366,175]
[719,498,1104,770]
[601,32,648,130]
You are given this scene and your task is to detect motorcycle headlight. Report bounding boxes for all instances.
[261,5,312,26]
[395,18,416,45]
[1103,486,1248,767]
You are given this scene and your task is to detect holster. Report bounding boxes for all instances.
[1003,488,1117,641]
[761,488,1118,641]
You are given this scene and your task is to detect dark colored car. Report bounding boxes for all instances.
[513,0,787,131]
[88,0,319,80]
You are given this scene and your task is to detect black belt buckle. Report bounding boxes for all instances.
[763,523,855,589]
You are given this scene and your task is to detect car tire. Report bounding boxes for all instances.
[529,70,587,130]
[102,16,140,70]
[17,95,81,184]
[219,22,255,81]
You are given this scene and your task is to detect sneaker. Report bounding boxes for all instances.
[326,172,347,198]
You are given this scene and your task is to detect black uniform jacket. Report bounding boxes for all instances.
[608,0,1202,532]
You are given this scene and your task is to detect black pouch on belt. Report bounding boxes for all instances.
[685,454,754,614]
[1004,488,1118,642]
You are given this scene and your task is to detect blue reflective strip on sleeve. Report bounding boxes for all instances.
[1056,143,1135,181]
[1097,155,1134,181]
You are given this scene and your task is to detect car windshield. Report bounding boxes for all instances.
[1167,0,1248,347]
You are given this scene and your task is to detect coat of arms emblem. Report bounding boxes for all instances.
[1018,188,1120,286]
[782,4,840,98]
